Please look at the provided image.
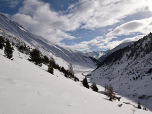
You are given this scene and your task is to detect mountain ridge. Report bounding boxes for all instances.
[0,13,97,70]
[89,33,152,111]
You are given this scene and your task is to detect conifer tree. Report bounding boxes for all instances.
[48,60,54,74]
[0,36,4,49]
[43,55,49,65]
[91,82,98,92]
[4,40,13,59]
[74,76,79,82]
[64,72,68,78]
[137,101,141,109]
[82,77,89,89]
[18,45,25,53]
[29,49,42,65]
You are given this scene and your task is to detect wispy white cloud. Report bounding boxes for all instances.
[8,0,152,50]
[1,0,22,8]
[11,0,76,43]
[106,17,152,37]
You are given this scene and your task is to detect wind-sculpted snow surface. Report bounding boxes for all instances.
[90,33,152,111]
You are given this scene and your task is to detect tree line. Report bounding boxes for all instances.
[0,36,79,82]
[28,48,79,82]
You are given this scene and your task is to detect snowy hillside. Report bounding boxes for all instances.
[99,41,134,62]
[0,14,97,71]
[0,45,151,114]
[89,33,152,111]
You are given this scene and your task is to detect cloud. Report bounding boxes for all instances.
[69,28,146,51]
[98,35,144,49]
[106,17,152,37]
[8,0,152,50]
[1,0,22,8]
[74,0,152,29]
[11,0,76,43]
[68,41,90,51]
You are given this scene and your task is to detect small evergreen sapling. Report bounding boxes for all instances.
[137,101,141,109]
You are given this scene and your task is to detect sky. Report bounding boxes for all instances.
[0,0,152,52]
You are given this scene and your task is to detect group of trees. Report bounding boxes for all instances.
[28,48,79,82]
[0,36,79,82]
[82,77,98,92]
[0,36,14,59]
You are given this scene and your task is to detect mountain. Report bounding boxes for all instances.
[89,33,152,111]
[0,13,97,71]
[0,41,151,114]
[99,41,134,62]
[0,13,152,113]
[85,51,108,59]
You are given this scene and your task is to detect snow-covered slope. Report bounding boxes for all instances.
[99,41,134,62]
[89,33,152,111]
[85,51,107,59]
[0,14,97,71]
[107,41,134,56]
[0,46,151,114]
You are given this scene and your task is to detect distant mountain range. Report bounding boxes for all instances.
[85,41,134,62]
[85,51,108,59]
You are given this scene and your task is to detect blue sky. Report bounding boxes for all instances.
[0,0,152,52]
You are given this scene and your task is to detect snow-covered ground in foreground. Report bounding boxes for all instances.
[0,48,151,114]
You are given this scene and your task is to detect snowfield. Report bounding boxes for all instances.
[0,48,151,114]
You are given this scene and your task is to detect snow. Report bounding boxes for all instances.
[90,34,152,112]
[85,51,107,59]
[18,26,27,32]
[0,48,151,114]
[0,13,97,72]
[0,13,151,114]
